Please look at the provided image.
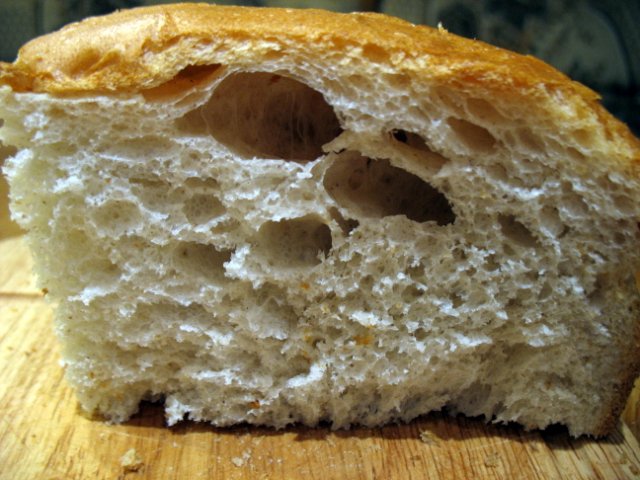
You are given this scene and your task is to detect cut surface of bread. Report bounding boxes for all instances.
[1,4,639,437]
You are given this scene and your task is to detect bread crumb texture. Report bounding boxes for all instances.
[1,4,639,437]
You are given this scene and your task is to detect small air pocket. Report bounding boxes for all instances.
[323,151,455,225]
[255,216,332,268]
[498,215,539,248]
[173,242,233,282]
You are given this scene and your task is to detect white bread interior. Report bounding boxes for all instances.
[1,6,640,437]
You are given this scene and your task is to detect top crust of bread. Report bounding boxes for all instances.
[1,3,638,169]
[0,4,585,94]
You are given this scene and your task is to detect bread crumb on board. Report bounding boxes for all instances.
[231,449,253,467]
[418,429,440,446]
[120,448,144,473]
[484,452,501,468]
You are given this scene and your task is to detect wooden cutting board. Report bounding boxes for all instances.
[2,236,640,480]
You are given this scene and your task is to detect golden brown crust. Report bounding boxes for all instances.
[0,3,604,100]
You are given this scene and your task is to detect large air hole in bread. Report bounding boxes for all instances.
[181,72,342,161]
[323,151,455,225]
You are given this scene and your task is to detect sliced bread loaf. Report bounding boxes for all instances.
[1,4,639,437]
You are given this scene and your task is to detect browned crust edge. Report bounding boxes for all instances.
[592,312,640,437]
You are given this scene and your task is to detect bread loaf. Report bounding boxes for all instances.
[1,3,639,437]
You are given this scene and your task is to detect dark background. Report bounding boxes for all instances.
[1,0,638,134]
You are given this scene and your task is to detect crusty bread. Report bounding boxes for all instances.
[1,4,639,437]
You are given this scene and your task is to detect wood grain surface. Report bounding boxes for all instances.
[2,236,640,480]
